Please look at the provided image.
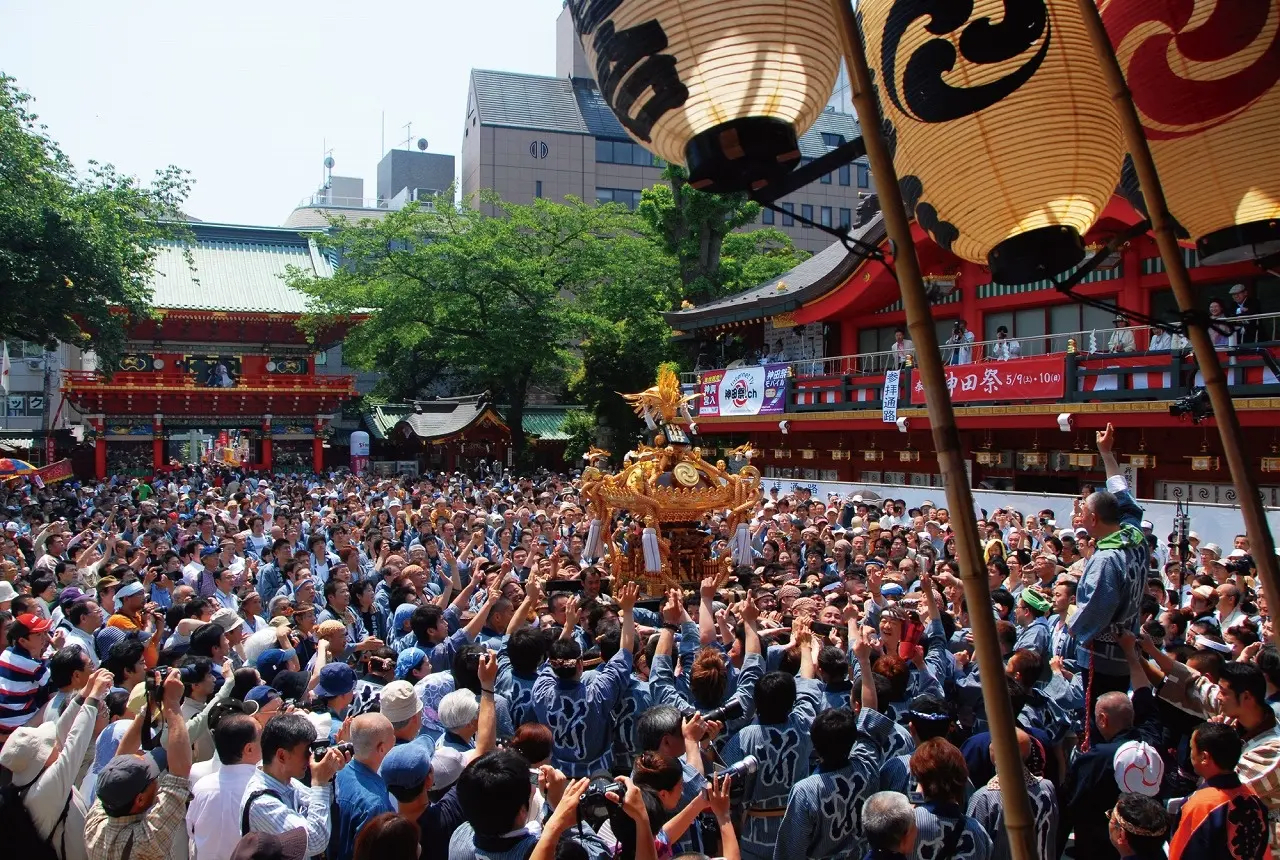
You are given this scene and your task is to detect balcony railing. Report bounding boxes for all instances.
[62,370,356,393]
[683,312,1280,384]
[684,312,1280,416]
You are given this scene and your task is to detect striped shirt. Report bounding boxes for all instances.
[241,768,333,858]
[0,643,51,734]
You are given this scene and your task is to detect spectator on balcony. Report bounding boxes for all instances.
[891,328,914,368]
[945,320,975,365]
[1147,326,1187,352]
[1208,301,1234,349]
[1229,283,1260,343]
[766,339,788,364]
[1107,315,1137,353]
[989,327,1021,361]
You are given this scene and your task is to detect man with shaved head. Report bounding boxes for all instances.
[1067,423,1150,745]
[328,713,396,859]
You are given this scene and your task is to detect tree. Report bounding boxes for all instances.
[290,191,676,464]
[0,75,191,366]
[637,164,808,305]
[560,409,599,464]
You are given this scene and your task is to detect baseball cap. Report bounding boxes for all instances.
[211,608,245,633]
[229,829,309,860]
[1193,584,1217,601]
[96,753,161,816]
[273,670,310,703]
[395,647,427,681]
[313,663,356,698]
[114,581,145,601]
[244,685,282,709]
[200,546,220,558]
[255,648,297,684]
[15,613,51,634]
[380,742,432,789]
[57,587,86,605]
[379,680,423,724]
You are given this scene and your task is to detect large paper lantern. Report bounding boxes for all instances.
[1102,0,1280,266]
[568,0,842,193]
[859,0,1125,284]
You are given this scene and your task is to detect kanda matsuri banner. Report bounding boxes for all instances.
[698,363,788,417]
[909,355,1066,405]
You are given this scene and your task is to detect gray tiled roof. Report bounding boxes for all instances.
[663,212,886,329]
[148,223,332,314]
[574,80,630,140]
[799,110,866,161]
[471,69,589,135]
[373,396,508,442]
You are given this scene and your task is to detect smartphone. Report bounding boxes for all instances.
[811,620,835,637]
[544,580,584,594]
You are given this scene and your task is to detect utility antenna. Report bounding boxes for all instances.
[402,122,413,151]
[381,110,386,155]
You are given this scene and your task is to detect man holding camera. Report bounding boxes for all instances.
[240,713,351,858]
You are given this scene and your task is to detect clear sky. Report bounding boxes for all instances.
[2,0,567,226]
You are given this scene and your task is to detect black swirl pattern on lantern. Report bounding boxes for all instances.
[881,0,1052,124]
[900,175,960,251]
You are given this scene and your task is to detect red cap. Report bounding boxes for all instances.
[16,614,52,634]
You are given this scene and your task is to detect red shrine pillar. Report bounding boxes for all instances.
[90,415,107,480]
[152,413,165,473]
[313,415,326,474]
[262,413,273,472]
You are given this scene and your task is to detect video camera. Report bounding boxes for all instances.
[1169,388,1212,423]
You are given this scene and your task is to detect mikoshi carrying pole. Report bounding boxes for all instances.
[1076,0,1280,651]
[828,3,1037,859]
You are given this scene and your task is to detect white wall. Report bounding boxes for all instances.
[760,477,1280,548]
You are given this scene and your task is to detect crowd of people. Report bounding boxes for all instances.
[0,422,1274,860]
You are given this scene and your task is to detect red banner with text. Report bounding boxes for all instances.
[909,355,1066,405]
[37,459,74,485]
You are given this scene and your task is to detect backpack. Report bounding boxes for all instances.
[0,769,73,860]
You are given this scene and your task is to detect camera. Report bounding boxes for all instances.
[309,740,353,761]
[1169,388,1212,423]
[682,700,745,726]
[576,777,623,828]
[1226,553,1254,574]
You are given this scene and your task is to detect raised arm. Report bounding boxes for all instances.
[699,575,718,646]
[507,574,543,637]
[463,581,501,640]
[852,624,877,713]
[618,581,638,655]
[470,653,499,761]
[795,616,816,680]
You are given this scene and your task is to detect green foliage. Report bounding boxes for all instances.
[560,409,599,464]
[0,75,191,366]
[638,164,808,305]
[290,190,677,459]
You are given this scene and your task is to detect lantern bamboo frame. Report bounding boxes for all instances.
[1076,0,1280,652]
[828,3,1038,859]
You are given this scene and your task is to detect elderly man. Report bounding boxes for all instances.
[328,713,397,860]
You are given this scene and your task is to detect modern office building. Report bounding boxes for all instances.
[284,147,455,229]
[460,6,874,255]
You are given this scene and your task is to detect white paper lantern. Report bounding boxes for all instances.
[569,0,843,192]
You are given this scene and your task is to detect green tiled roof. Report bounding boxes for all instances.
[365,404,415,441]
[522,406,583,441]
[148,223,332,314]
[472,69,589,135]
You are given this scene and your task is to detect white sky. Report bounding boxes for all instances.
[2,0,567,225]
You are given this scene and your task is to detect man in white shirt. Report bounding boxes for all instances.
[1217,582,1246,634]
[1108,315,1137,352]
[188,713,262,860]
[946,320,976,365]
[990,326,1021,361]
[891,328,914,368]
[65,599,104,669]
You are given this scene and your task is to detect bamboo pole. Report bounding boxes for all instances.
[828,4,1036,859]
[1076,0,1280,650]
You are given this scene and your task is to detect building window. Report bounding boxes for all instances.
[839,208,852,228]
[820,206,833,227]
[983,303,1115,356]
[801,204,813,227]
[535,181,543,199]
[762,207,775,225]
[821,132,845,147]
[596,187,643,209]
[857,163,870,188]
[596,139,659,167]
[781,202,794,227]
[838,164,851,186]
[820,171,832,185]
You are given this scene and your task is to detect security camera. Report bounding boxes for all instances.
[896,417,909,433]
[1057,413,1073,432]
[779,420,790,435]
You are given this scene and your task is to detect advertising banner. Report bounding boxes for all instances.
[909,355,1066,405]
[698,364,788,417]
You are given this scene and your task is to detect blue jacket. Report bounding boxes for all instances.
[329,759,392,860]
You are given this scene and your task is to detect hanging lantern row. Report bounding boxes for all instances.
[577,0,1278,283]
